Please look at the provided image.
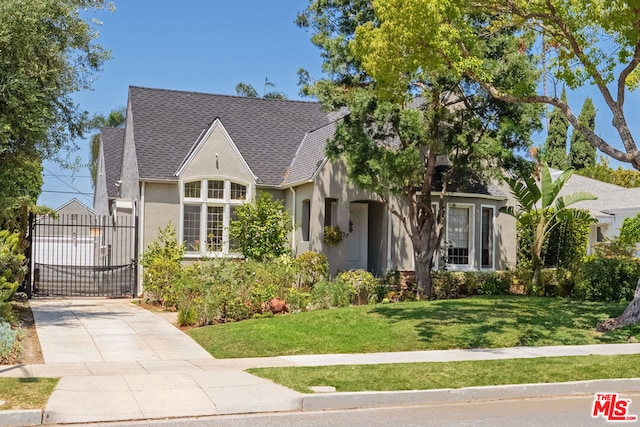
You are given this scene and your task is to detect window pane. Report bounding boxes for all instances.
[448,207,469,265]
[481,207,493,268]
[229,206,238,251]
[207,206,224,252]
[183,205,201,251]
[208,180,224,199]
[184,181,201,198]
[230,183,247,200]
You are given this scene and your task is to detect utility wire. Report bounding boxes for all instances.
[43,167,93,204]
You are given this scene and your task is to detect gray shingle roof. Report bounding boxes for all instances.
[101,127,125,199]
[555,170,640,216]
[128,86,331,185]
[284,121,337,185]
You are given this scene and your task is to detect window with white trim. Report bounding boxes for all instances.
[447,206,471,266]
[182,179,248,255]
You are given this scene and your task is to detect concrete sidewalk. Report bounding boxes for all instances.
[2,299,640,425]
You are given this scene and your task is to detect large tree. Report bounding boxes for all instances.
[0,0,112,200]
[542,88,569,169]
[88,107,126,187]
[351,0,640,327]
[298,1,541,298]
[569,98,597,170]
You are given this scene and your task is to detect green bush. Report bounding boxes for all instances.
[310,280,351,309]
[477,272,511,296]
[0,230,25,321]
[285,287,311,312]
[433,272,466,299]
[229,192,293,261]
[337,269,379,304]
[294,251,328,289]
[573,256,640,302]
[0,320,19,363]
[140,224,185,306]
[517,208,592,270]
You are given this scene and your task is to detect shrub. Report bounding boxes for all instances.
[177,300,198,327]
[433,272,466,299]
[573,256,640,302]
[517,208,592,272]
[229,192,293,261]
[337,269,379,304]
[477,272,511,296]
[285,287,311,312]
[0,320,19,363]
[294,251,328,289]
[140,224,185,306]
[0,230,25,320]
[310,280,351,309]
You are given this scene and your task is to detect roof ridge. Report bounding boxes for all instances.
[128,85,323,105]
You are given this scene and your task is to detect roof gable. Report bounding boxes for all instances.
[175,118,256,181]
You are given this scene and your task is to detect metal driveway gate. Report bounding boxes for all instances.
[26,213,138,298]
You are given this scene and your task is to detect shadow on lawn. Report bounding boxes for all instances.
[370,296,630,348]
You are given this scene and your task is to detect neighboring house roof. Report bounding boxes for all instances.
[128,86,332,185]
[55,198,94,214]
[101,127,125,199]
[556,170,640,219]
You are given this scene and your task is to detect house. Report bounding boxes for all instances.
[94,86,517,293]
[33,198,97,266]
[558,171,640,253]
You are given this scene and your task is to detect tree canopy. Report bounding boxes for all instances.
[0,0,112,218]
[542,88,569,169]
[350,0,640,170]
[235,78,287,99]
[298,0,541,297]
[569,98,597,170]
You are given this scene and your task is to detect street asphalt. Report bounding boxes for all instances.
[1,298,639,426]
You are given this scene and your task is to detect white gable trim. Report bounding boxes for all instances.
[174,118,257,181]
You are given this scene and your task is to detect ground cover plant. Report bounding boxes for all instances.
[187,296,640,359]
[247,354,640,393]
[0,378,59,410]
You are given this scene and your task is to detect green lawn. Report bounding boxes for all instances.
[248,354,640,393]
[187,296,640,358]
[0,378,59,410]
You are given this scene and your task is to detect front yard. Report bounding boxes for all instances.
[187,296,640,358]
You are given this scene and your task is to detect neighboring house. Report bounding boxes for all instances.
[94,86,517,293]
[557,171,640,253]
[33,199,97,266]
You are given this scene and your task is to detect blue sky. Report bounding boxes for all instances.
[40,1,322,208]
[38,1,639,209]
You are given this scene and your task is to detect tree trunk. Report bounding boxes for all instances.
[598,277,640,331]
[414,253,433,299]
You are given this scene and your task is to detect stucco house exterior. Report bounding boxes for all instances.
[94,86,518,292]
[558,171,640,254]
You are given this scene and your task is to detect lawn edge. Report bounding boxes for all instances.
[301,378,640,411]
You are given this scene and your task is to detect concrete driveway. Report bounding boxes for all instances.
[31,299,211,363]
[28,299,301,424]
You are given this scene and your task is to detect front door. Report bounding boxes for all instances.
[348,203,368,270]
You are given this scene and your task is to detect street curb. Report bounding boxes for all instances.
[0,409,42,427]
[301,378,640,411]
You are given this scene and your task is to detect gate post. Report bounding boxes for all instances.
[24,212,35,299]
